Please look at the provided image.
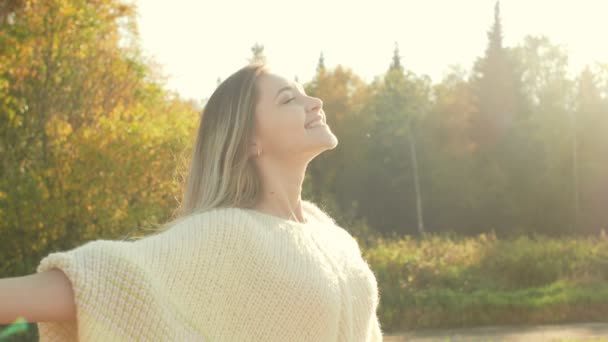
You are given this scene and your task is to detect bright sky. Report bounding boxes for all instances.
[133,0,608,102]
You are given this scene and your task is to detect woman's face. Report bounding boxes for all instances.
[252,70,338,162]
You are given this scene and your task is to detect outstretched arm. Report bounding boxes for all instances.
[0,269,76,324]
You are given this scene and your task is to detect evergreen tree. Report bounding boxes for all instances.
[573,66,605,233]
[317,52,326,73]
[468,0,527,233]
[470,1,521,147]
[389,42,403,72]
[249,43,266,63]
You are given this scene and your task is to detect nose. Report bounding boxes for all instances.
[307,96,323,113]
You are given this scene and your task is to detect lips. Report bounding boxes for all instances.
[305,115,324,129]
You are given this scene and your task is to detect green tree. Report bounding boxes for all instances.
[249,42,266,64]
[510,35,575,234]
[389,42,403,72]
[468,1,527,234]
[316,52,326,73]
[0,0,198,279]
[572,65,608,233]
[358,49,431,237]
[421,65,478,234]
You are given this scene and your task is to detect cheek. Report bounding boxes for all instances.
[255,105,307,149]
[269,110,305,133]
[273,119,306,142]
[264,117,308,150]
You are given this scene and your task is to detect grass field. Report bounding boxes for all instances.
[360,231,608,333]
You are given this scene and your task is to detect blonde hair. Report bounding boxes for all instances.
[127,62,269,239]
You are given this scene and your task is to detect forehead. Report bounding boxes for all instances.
[257,69,300,99]
[258,72,289,91]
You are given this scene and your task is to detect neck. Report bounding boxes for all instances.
[252,155,309,223]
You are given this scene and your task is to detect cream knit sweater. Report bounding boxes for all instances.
[36,200,383,341]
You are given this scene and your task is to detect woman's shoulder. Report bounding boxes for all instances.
[301,199,337,226]
[301,200,362,249]
[128,207,262,262]
[199,200,337,228]
[129,207,256,244]
[146,201,337,242]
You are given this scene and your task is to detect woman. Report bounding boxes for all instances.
[0,62,383,341]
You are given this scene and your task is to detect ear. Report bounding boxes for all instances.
[249,142,261,158]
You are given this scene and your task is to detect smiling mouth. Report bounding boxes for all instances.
[305,116,325,129]
[306,120,326,129]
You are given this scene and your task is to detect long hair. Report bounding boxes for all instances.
[128,62,269,239]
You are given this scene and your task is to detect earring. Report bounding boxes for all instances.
[256,148,260,157]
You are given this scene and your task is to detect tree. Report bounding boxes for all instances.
[510,35,575,234]
[0,0,198,280]
[421,66,478,234]
[389,42,403,72]
[572,66,608,233]
[469,1,522,148]
[468,0,527,234]
[360,47,431,236]
[249,42,266,63]
[317,52,326,73]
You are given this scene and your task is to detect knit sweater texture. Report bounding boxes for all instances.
[36,200,383,341]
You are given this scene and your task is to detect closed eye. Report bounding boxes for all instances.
[283,97,295,104]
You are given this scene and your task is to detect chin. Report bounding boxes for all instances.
[326,134,339,149]
[319,137,339,153]
[304,143,336,161]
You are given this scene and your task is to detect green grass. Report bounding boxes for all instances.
[0,318,28,341]
[361,231,608,332]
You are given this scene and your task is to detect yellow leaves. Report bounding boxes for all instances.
[0,77,9,92]
[44,116,73,143]
[58,0,78,18]
[76,43,88,59]
[0,0,199,278]
[58,120,73,136]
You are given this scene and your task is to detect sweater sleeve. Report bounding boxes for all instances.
[35,239,131,341]
[35,233,207,342]
[369,311,383,341]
